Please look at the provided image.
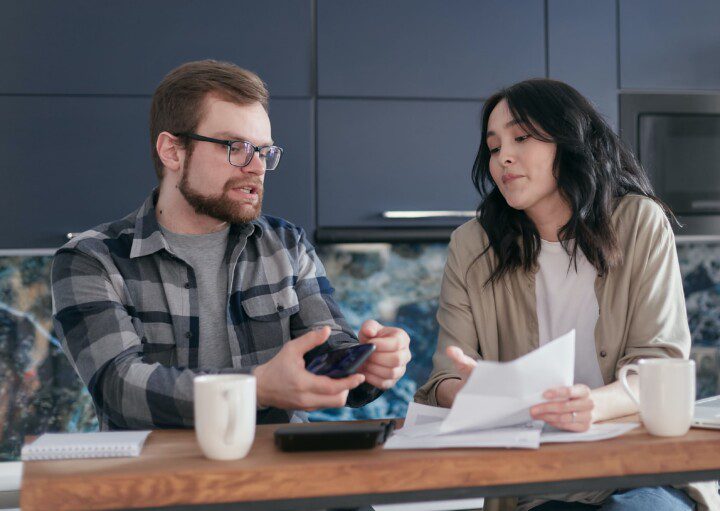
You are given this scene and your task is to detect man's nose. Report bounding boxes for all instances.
[241,151,266,175]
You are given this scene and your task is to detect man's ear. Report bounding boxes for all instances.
[156,132,184,175]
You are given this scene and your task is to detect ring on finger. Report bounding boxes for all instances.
[571,411,577,423]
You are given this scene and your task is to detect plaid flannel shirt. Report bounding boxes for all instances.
[51,190,381,430]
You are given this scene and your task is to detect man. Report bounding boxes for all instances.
[51,60,411,429]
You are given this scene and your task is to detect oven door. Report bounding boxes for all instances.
[621,93,720,238]
[639,113,720,215]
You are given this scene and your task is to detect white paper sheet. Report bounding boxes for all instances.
[540,422,640,443]
[385,424,542,449]
[387,402,543,449]
[386,332,636,450]
[440,330,575,433]
[385,402,638,450]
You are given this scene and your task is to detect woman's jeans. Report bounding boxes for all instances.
[530,486,695,510]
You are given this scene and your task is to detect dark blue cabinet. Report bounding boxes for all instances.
[6,0,720,247]
[263,99,314,233]
[317,99,481,229]
[548,0,617,130]
[620,0,720,90]
[0,97,313,249]
[0,0,314,249]
[0,96,155,249]
[0,0,312,97]
[317,0,545,99]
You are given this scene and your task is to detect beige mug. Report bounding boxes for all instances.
[619,358,695,437]
[194,374,256,460]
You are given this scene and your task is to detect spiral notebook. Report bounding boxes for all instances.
[21,431,151,461]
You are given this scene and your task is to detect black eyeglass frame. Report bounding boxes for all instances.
[174,132,283,170]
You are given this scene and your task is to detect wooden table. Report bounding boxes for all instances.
[21,419,720,511]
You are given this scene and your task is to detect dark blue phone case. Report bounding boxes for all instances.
[305,343,376,378]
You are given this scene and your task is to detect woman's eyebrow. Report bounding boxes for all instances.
[487,119,522,137]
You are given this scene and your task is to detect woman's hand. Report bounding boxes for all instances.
[530,384,595,432]
[436,346,479,408]
[446,346,478,380]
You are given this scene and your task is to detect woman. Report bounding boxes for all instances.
[415,79,718,511]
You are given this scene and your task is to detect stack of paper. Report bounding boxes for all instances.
[386,331,638,450]
[21,431,152,461]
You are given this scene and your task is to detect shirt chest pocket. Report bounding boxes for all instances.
[240,286,300,321]
[239,286,301,358]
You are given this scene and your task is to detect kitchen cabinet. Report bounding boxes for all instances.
[0,97,313,249]
[318,0,545,99]
[548,0,617,130]
[261,99,315,233]
[620,0,720,90]
[0,0,312,97]
[317,99,481,238]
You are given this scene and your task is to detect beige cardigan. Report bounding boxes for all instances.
[415,195,719,511]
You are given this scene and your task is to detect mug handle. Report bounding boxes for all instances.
[222,388,242,446]
[619,364,640,407]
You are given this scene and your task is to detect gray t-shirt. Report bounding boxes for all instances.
[160,224,232,369]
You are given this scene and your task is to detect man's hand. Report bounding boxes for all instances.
[253,326,365,410]
[357,320,411,390]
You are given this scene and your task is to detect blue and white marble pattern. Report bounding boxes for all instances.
[0,256,97,461]
[1,240,720,459]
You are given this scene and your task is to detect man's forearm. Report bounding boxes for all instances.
[590,374,640,423]
[97,352,249,429]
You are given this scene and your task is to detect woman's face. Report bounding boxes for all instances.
[486,99,560,214]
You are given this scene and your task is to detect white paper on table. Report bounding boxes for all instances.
[387,403,541,449]
[396,402,450,437]
[385,421,638,450]
[386,403,638,450]
[385,424,542,450]
[440,330,575,433]
[539,422,640,443]
[389,402,543,449]
[387,332,638,450]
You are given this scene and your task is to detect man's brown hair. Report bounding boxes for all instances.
[149,60,269,180]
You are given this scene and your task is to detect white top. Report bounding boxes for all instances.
[535,240,605,389]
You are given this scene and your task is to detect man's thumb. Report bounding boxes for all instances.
[359,319,382,342]
[296,326,331,352]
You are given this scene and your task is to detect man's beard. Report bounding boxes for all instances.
[178,164,263,224]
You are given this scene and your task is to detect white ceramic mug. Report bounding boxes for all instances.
[194,374,256,460]
[619,358,695,437]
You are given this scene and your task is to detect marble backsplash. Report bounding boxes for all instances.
[1,241,719,460]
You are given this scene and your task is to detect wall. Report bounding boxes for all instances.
[3,241,720,459]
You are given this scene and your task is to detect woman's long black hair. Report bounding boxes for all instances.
[472,78,672,285]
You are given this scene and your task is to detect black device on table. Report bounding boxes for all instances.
[274,420,396,452]
[305,342,376,378]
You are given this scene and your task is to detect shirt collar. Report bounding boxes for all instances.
[129,188,264,259]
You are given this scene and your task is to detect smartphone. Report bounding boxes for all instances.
[305,343,376,378]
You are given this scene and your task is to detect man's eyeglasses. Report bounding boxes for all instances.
[175,133,283,171]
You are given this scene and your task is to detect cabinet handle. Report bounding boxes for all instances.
[66,232,80,240]
[691,200,720,211]
[382,210,476,219]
